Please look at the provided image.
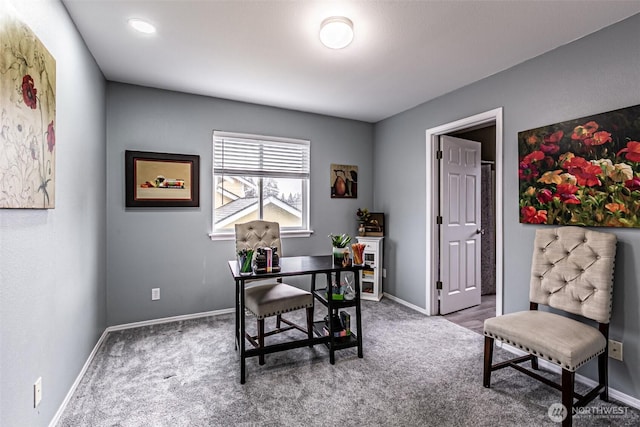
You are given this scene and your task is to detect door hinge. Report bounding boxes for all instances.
[436,150,443,160]
[436,216,443,225]
[436,281,443,290]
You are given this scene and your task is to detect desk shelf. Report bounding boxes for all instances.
[312,321,358,351]
[312,288,358,308]
[310,270,364,364]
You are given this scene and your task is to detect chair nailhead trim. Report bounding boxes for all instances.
[248,302,314,320]
[483,331,604,371]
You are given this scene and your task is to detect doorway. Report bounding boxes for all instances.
[424,108,503,320]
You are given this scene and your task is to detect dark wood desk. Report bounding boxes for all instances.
[228,255,366,383]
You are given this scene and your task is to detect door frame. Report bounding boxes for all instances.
[424,108,503,316]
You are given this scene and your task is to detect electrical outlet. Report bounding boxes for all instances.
[382,268,387,278]
[151,288,160,301]
[609,339,623,361]
[34,377,42,408]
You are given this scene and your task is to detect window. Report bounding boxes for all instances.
[212,131,310,237]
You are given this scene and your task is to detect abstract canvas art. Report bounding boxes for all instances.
[518,104,640,228]
[0,12,56,208]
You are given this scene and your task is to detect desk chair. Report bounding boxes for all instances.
[483,226,617,427]
[235,220,314,365]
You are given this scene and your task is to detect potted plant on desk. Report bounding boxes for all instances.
[329,233,352,266]
[237,249,254,275]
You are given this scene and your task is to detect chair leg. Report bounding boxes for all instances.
[257,319,265,365]
[562,369,574,427]
[276,314,282,329]
[598,351,609,401]
[531,355,539,370]
[483,336,494,388]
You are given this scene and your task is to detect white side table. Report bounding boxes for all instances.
[356,236,384,301]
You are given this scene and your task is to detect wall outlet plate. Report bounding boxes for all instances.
[608,339,623,361]
[34,377,42,408]
[151,288,160,301]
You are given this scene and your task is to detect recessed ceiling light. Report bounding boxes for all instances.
[128,18,156,34]
[319,16,354,49]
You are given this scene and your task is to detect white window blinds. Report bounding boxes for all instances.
[213,131,310,179]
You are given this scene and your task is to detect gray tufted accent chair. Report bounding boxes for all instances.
[483,226,617,427]
[235,220,314,365]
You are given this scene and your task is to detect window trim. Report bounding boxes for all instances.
[211,131,310,238]
[208,229,314,241]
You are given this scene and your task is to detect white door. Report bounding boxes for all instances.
[439,136,482,314]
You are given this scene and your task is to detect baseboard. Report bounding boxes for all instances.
[48,307,235,426]
[107,307,235,332]
[383,293,430,315]
[48,328,110,427]
[500,343,640,411]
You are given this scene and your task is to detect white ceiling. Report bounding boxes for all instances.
[62,1,640,123]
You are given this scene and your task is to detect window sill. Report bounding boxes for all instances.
[209,229,314,241]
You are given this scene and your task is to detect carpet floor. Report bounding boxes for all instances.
[58,299,639,426]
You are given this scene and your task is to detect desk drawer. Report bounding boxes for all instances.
[361,242,377,252]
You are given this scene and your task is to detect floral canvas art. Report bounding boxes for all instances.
[0,13,56,208]
[518,104,640,228]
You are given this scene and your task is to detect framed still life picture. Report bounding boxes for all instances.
[365,212,385,236]
[518,104,640,228]
[125,150,200,207]
[330,163,358,198]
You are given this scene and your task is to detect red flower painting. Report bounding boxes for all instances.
[518,104,640,228]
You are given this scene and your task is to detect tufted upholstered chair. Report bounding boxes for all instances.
[483,226,617,427]
[235,220,314,365]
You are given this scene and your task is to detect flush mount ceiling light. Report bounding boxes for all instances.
[128,18,156,34]
[319,16,354,49]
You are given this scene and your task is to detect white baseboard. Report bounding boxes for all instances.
[49,307,234,426]
[48,328,110,427]
[107,308,235,332]
[383,293,430,315]
[500,343,640,411]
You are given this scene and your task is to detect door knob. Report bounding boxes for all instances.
[476,229,485,235]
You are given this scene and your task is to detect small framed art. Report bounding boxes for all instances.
[330,163,358,198]
[365,212,385,236]
[125,150,200,207]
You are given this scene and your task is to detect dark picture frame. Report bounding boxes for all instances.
[125,150,200,207]
[365,212,385,236]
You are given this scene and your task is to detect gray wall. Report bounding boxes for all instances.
[0,0,107,425]
[106,83,374,326]
[373,14,640,399]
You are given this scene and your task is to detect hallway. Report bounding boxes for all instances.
[442,294,496,334]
